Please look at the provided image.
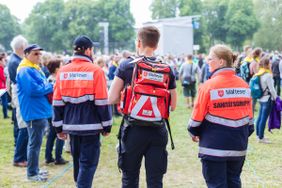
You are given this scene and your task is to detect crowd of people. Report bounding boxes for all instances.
[0,25,282,188]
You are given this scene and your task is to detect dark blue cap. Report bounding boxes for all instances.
[24,44,43,54]
[73,35,93,51]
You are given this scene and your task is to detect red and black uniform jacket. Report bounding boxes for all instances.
[52,55,112,135]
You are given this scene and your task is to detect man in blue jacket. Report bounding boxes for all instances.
[16,44,53,182]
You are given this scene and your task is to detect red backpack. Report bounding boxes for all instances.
[119,57,175,149]
[120,57,171,124]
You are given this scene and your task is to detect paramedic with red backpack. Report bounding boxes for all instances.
[109,26,177,188]
[188,45,254,188]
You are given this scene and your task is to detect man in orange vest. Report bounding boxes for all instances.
[53,35,112,188]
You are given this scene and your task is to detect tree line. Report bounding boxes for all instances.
[0,0,281,53]
[0,0,135,53]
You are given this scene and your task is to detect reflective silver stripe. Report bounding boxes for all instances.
[95,99,109,106]
[188,119,201,127]
[62,95,94,104]
[130,95,162,121]
[205,114,249,128]
[210,88,251,100]
[101,119,113,127]
[150,97,161,118]
[53,100,65,106]
[130,114,162,121]
[63,123,103,131]
[131,95,148,116]
[53,120,63,127]
[249,118,254,125]
[199,147,247,157]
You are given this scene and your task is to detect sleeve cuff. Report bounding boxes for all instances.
[55,126,63,133]
[103,126,112,133]
[188,126,201,137]
[248,124,254,136]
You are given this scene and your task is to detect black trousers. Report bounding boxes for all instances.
[201,158,245,188]
[273,76,280,96]
[119,125,168,188]
[70,134,100,188]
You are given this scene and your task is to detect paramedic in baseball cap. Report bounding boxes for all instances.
[73,35,94,60]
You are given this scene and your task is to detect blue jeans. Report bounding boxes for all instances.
[1,92,8,118]
[14,127,28,162]
[26,119,48,177]
[256,99,272,139]
[45,119,64,161]
[70,134,100,188]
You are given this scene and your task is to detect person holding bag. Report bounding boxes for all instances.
[179,54,198,108]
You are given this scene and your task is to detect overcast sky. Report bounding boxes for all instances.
[0,0,152,27]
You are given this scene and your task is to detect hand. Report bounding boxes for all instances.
[192,136,200,142]
[102,132,110,137]
[57,133,67,140]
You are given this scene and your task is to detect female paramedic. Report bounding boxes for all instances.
[187,44,254,188]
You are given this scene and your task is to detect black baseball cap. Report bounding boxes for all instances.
[24,44,43,54]
[73,35,93,51]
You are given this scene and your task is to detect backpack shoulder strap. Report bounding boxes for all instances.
[129,56,143,64]
[259,73,270,95]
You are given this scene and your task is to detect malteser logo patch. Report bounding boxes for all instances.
[64,73,68,79]
[60,72,93,80]
[218,90,224,97]
[142,70,164,82]
[210,88,251,100]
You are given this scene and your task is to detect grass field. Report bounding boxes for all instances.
[0,82,282,188]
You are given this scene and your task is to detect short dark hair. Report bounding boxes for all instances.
[47,59,62,74]
[138,26,160,48]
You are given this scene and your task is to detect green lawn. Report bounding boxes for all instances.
[0,82,282,188]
